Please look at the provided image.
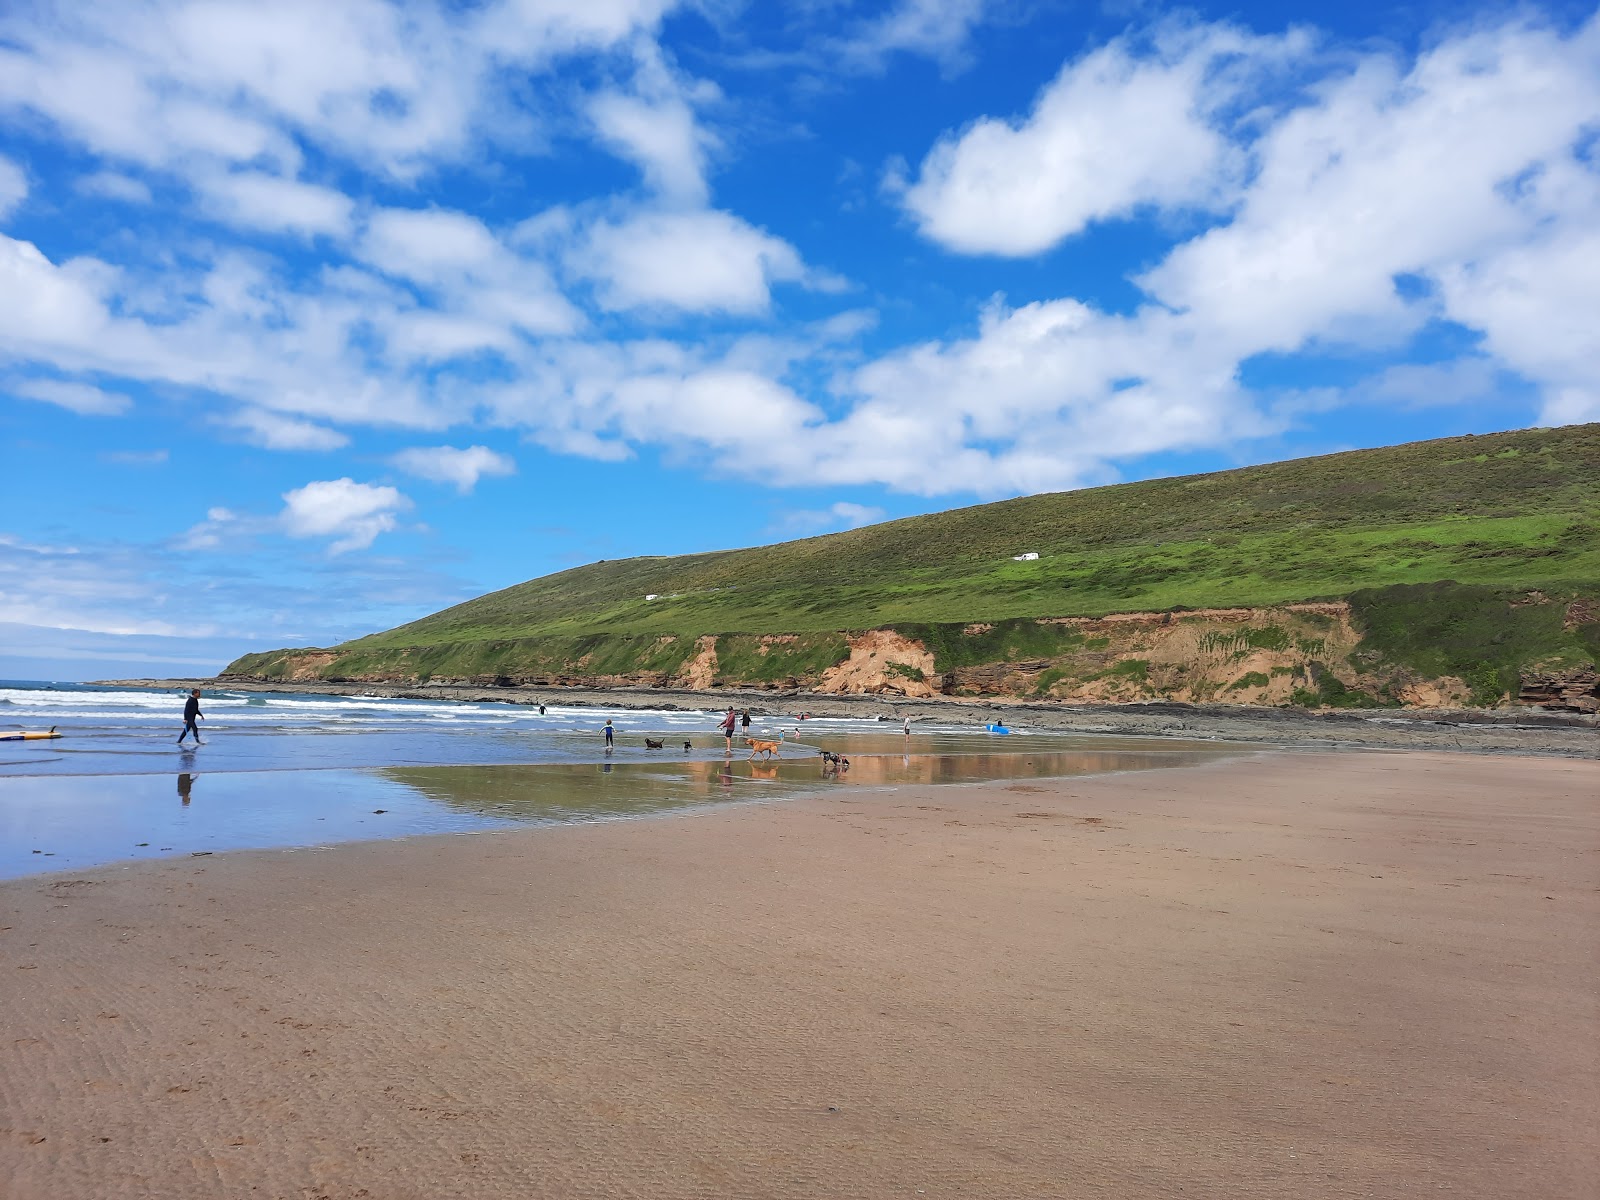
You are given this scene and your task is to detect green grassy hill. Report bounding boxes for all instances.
[226,424,1600,705]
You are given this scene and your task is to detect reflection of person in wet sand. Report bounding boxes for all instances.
[177,773,195,805]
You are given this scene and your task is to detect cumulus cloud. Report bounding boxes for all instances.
[588,47,719,203]
[227,409,351,451]
[279,478,411,553]
[9,377,132,415]
[357,206,582,343]
[391,444,516,493]
[0,0,678,180]
[195,171,356,237]
[0,3,1597,511]
[1141,19,1600,361]
[901,24,1302,255]
[576,209,807,314]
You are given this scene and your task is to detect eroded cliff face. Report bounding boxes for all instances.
[223,597,1595,710]
[939,604,1398,706]
[817,630,940,698]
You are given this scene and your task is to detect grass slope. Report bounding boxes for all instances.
[228,424,1600,683]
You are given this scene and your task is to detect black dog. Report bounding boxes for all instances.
[683,741,692,752]
[820,750,850,771]
[644,737,665,749]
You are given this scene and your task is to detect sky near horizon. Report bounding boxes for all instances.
[3,0,1599,679]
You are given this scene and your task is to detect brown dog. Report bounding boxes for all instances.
[745,737,782,760]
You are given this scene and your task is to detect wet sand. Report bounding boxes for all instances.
[2,751,1596,1199]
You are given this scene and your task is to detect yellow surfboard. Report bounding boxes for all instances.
[0,726,62,741]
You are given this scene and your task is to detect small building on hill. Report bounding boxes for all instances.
[1012,551,1040,561]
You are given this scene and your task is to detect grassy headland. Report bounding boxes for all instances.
[226,424,1600,708]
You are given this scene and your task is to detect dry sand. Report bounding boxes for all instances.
[2,751,1596,1199]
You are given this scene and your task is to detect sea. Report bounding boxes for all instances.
[0,680,1244,879]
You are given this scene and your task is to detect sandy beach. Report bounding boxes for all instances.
[3,751,1596,1199]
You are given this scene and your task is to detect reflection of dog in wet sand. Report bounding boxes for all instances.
[745,737,782,760]
[820,749,850,772]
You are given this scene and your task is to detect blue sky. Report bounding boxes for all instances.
[3,0,1598,679]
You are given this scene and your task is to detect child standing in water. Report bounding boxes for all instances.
[603,719,614,751]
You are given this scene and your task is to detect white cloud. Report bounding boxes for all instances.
[75,170,153,204]
[842,0,990,71]
[175,506,241,551]
[1434,196,1600,427]
[391,444,516,493]
[577,209,806,314]
[359,207,504,284]
[10,377,132,415]
[588,46,718,203]
[0,534,186,636]
[901,24,1300,255]
[358,206,582,340]
[227,409,351,451]
[0,0,678,181]
[0,4,1596,514]
[1142,19,1600,361]
[195,171,356,237]
[280,478,411,553]
[774,500,887,536]
[0,154,26,221]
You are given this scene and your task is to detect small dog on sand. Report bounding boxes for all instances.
[644,737,665,749]
[745,737,783,760]
[820,749,850,771]
[683,741,692,752]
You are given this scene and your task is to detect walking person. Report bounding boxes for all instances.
[603,719,614,752]
[903,715,911,739]
[719,707,738,754]
[177,688,204,746]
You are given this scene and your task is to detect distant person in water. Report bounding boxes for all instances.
[604,719,614,750]
[538,704,546,716]
[720,707,737,753]
[741,710,751,731]
[177,689,204,745]
[903,716,911,738]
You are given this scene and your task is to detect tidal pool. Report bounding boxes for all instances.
[0,737,1247,879]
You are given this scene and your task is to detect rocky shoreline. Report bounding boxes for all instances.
[96,677,1600,758]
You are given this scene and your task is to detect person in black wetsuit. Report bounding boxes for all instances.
[177,689,204,745]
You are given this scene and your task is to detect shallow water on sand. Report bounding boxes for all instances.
[0,743,1245,880]
[1,680,1253,878]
